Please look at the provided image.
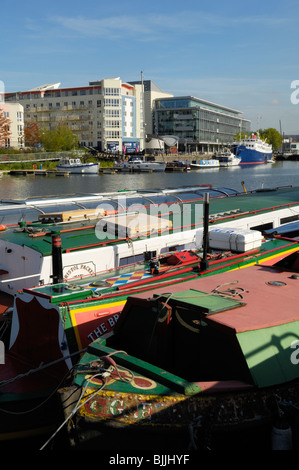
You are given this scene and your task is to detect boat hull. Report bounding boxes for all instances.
[218,157,241,167]
[236,146,273,165]
[114,163,166,172]
[56,163,99,174]
[190,159,220,169]
[58,343,299,450]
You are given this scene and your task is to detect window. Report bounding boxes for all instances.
[105,130,120,138]
[104,88,120,96]
[105,109,120,117]
[105,120,120,128]
[104,98,120,107]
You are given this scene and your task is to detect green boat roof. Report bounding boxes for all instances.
[22,236,299,302]
[1,185,299,256]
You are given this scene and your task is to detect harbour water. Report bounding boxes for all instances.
[0,160,299,200]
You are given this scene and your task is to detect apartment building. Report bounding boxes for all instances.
[0,102,24,149]
[5,78,145,153]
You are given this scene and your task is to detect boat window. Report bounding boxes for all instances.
[250,222,273,232]
[0,208,42,225]
[160,245,184,253]
[280,215,299,224]
[0,187,239,226]
[119,254,144,266]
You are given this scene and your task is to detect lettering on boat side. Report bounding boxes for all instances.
[87,313,119,341]
[110,399,152,420]
[64,262,95,279]
[0,340,4,364]
[290,340,299,364]
[108,454,190,466]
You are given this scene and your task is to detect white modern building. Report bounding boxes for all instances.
[5,79,145,153]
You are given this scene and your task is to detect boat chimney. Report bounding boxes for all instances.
[201,192,209,271]
[51,233,63,284]
[241,181,247,194]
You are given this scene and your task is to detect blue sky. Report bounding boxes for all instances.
[2,0,299,133]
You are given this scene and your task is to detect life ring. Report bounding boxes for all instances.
[0,225,7,231]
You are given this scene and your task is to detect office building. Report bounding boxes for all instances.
[153,96,251,153]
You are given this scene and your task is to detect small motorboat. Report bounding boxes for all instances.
[56,157,99,174]
[113,156,166,172]
[190,159,220,169]
[215,152,241,167]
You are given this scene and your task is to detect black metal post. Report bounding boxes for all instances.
[51,233,63,284]
[201,192,209,271]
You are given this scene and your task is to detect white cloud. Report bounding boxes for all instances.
[48,11,293,40]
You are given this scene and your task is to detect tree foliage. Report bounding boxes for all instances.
[233,131,248,141]
[234,128,282,150]
[259,128,282,150]
[39,123,78,151]
[24,121,40,148]
[0,110,11,147]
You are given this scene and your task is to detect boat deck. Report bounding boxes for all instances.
[9,169,70,176]
[125,262,299,333]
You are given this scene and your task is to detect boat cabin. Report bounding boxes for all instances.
[58,158,82,166]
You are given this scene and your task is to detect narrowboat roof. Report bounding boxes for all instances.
[1,185,299,256]
[0,186,236,226]
[108,250,299,389]
[0,184,298,227]
[125,260,299,334]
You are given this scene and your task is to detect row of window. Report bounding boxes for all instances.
[104,88,120,96]
[19,89,101,99]
[105,110,120,117]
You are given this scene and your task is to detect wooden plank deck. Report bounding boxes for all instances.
[9,169,70,176]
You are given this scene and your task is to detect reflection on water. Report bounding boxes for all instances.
[0,160,298,200]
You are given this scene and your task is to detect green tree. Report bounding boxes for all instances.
[39,123,78,151]
[259,128,282,150]
[233,131,249,141]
